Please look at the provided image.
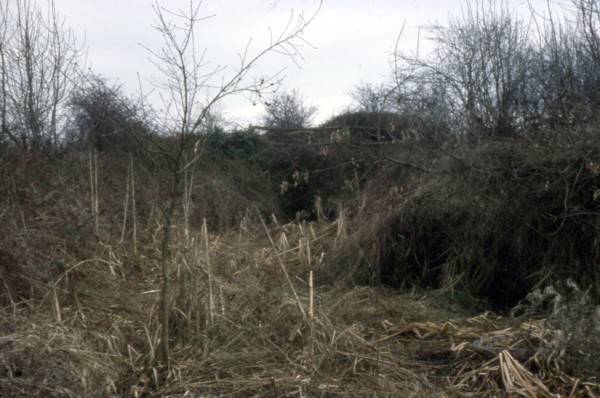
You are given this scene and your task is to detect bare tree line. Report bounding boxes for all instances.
[342,0,600,141]
[0,0,83,150]
[3,0,600,152]
[259,0,600,145]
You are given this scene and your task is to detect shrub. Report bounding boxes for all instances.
[335,136,600,309]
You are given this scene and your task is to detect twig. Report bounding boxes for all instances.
[202,218,214,325]
[131,155,138,255]
[309,270,315,359]
[120,160,131,243]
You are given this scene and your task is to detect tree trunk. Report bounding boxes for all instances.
[159,172,181,368]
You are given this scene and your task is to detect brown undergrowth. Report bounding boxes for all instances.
[335,136,600,309]
[1,147,599,397]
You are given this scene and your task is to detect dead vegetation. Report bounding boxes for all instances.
[3,0,600,395]
[336,135,600,310]
[1,143,600,397]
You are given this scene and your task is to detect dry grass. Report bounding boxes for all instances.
[1,150,599,397]
[3,216,600,397]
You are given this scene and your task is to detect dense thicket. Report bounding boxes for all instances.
[333,135,600,308]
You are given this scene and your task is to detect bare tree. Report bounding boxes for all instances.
[68,75,151,152]
[571,0,600,117]
[575,0,600,66]
[262,88,318,129]
[394,1,535,138]
[350,82,396,113]
[138,0,320,367]
[1,0,83,149]
[519,0,600,131]
[532,13,583,129]
[0,2,12,145]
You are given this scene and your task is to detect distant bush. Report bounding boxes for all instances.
[254,127,378,221]
[67,76,152,153]
[321,111,406,142]
[261,89,317,130]
[205,130,260,161]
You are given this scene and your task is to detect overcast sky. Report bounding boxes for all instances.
[51,0,552,126]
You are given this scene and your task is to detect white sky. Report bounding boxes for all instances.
[51,0,555,126]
